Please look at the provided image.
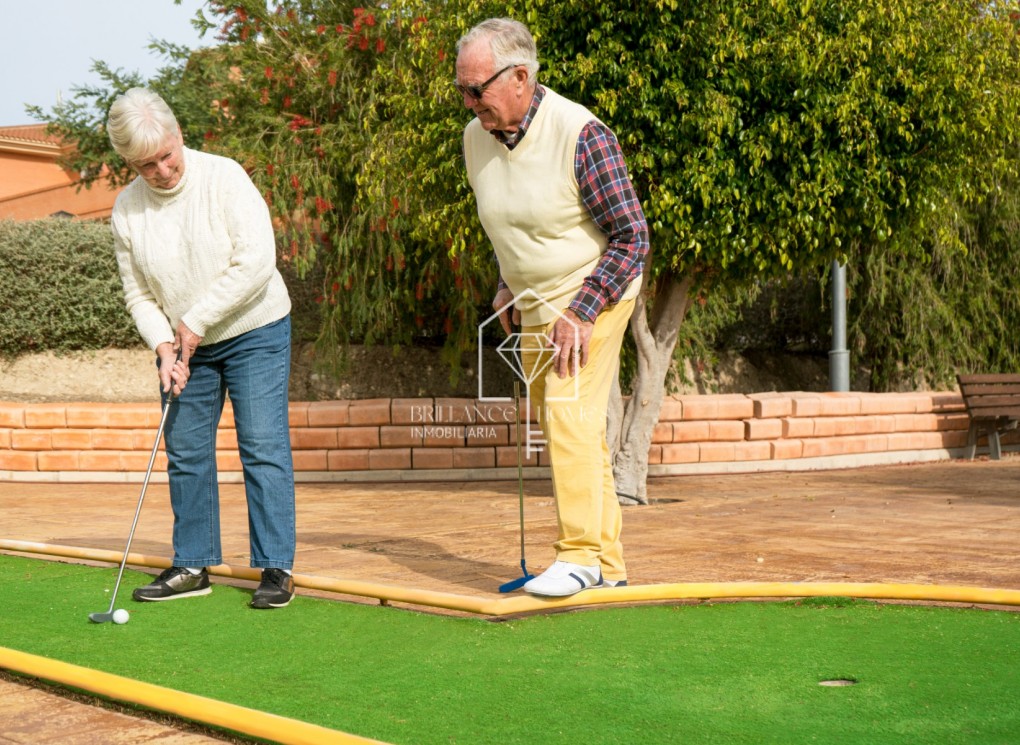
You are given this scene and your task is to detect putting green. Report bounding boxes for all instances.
[2,554,1020,744]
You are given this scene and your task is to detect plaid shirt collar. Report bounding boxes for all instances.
[494,84,545,148]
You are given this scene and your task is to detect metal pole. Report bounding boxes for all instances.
[829,260,850,391]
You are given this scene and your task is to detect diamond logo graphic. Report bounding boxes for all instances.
[478,289,581,457]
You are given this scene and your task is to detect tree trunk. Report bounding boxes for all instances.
[610,273,695,505]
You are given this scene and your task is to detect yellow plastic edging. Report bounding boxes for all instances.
[4,539,1020,617]
[0,646,388,745]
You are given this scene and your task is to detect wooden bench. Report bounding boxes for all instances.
[957,374,1020,460]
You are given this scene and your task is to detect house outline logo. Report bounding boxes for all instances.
[477,289,581,456]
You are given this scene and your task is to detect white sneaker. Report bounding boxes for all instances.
[601,578,628,588]
[523,560,602,597]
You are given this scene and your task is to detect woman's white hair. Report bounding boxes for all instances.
[457,18,540,83]
[106,87,180,162]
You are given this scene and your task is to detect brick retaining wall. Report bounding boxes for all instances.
[1,391,1016,483]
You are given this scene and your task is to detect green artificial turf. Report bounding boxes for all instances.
[2,554,1020,744]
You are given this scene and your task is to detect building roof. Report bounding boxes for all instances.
[0,123,70,157]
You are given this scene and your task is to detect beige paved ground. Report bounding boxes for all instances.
[2,456,1020,742]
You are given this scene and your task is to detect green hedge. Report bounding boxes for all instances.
[0,218,324,359]
[0,218,138,357]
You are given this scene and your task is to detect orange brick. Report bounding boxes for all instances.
[328,449,370,470]
[647,444,662,465]
[699,442,736,462]
[651,422,673,444]
[886,432,943,451]
[708,421,744,441]
[79,451,127,471]
[745,419,783,441]
[782,417,815,438]
[715,395,755,420]
[307,401,350,427]
[11,430,51,450]
[857,393,920,416]
[852,416,886,435]
[37,452,80,471]
[672,421,710,443]
[216,429,239,450]
[433,398,480,424]
[369,448,412,470]
[291,428,339,449]
[453,448,496,469]
[771,440,804,459]
[812,417,858,437]
[288,402,310,428]
[659,443,699,464]
[24,405,67,428]
[789,394,824,417]
[292,449,328,471]
[941,430,969,448]
[0,429,9,448]
[413,448,454,469]
[657,396,684,422]
[92,430,135,450]
[216,452,243,471]
[50,429,93,450]
[801,435,874,458]
[538,448,553,467]
[749,393,792,419]
[421,424,466,447]
[466,423,509,446]
[336,427,380,449]
[929,392,965,413]
[495,446,540,468]
[479,401,517,424]
[65,404,109,427]
[349,399,392,426]
[0,403,26,428]
[936,413,969,432]
[120,451,169,471]
[390,399,431,425]
[678,396,717,420]
[380,425,423,447]
[815,394,862,416]
[132,430,164,450]
[734,441,771,461]
[0,450,37,470]
[108,404,162,429]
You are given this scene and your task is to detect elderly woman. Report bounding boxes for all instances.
[107,87,296,609]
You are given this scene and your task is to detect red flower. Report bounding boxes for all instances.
[328,70,337,86]
[376,38,386,53]
[264,66,274,79]
[359,35,369,50]
[316,24,326,34]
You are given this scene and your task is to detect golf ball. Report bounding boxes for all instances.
[112,609,130,625]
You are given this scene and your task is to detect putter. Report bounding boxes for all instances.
[89,355,180,623]
[499,379,535,592]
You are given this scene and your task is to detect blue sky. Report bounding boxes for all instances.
[0,0,212,126]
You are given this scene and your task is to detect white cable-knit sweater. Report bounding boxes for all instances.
[110,147,291,351]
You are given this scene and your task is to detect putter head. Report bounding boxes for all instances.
[88,612,114,624]
[498,574,534,593]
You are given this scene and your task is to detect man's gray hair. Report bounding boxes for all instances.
[106,88,180,162]
[457,18,540,83]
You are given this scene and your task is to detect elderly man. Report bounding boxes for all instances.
[456,18,650,596]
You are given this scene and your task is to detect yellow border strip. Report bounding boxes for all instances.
[4,538,1020,615]
[0,646,387,745]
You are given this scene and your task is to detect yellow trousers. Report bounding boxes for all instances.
[521,298,634,581]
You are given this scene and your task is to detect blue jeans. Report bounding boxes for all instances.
[162,316,296,570]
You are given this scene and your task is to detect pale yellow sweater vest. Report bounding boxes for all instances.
[465,87,617,325]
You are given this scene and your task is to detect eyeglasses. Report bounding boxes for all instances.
[454,64,518,100]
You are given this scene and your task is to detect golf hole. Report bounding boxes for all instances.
[818,678,857,687]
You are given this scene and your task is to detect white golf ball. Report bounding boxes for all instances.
[112,609,130,625]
